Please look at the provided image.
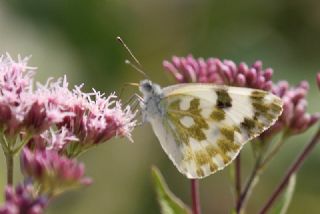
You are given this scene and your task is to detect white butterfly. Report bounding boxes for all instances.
[139,80,283,179]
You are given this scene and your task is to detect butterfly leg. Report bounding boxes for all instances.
[119,82,140,99]
[123,93,146,126]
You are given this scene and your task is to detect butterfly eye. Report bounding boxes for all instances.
[140,80,153,93]
[145,83,152,91]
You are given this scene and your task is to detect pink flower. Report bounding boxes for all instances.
[0,181,48,214]
[21,148,91,196]
[55,85,137,156]
[32,76,136,148]
[263,81,320,137]
[0,55,74,136]
[0,54,35,135]
[0,54,136,155]
[26,127,78,152]
[163,55,273,90]
[317,72,320,90]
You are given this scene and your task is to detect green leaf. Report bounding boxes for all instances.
[272,174,297,214]
[151,166,191,214]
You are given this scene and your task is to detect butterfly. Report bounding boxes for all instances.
[139,80,283,179]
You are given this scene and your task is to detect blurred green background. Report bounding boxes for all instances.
[0,0,320,213]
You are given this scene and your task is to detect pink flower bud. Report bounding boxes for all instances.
[265,81,319,136]
[0,182,48,214]
[21,148,91,196]
[163,55,275,90]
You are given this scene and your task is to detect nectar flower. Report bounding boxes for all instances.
[57,86,136,156]
[0,55,74,136]
[21,148,91,196]
[163,55,273,90]
[263,81,320,137]
[0,54,35,135]
[21,76,75,135]
[27,127,78,153]
[25,76,136,156]
[0,181,48,214]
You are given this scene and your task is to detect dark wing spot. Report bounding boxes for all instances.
[210,108,225,121]
[241,117,256,131]
[216,89,232,109]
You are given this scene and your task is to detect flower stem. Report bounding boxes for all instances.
[235,154,241,200]
[259,127,320,214]
[236,155,262,213]
[5,152,13,185]
[191,179,201,214]
[258,134,288,171]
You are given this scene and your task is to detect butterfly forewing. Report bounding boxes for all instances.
[155,84,283,179]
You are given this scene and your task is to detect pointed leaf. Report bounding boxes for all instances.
[151,166,191,214]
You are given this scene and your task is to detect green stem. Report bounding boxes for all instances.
[235,154,241,202]
[259,134,288,171]
[236,154,262,213]
[5,152,13,185]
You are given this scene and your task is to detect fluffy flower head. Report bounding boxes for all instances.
[0,181,47,214]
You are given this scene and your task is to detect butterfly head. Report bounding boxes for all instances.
[139,79,162,98]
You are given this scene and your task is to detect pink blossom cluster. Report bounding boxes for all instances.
[0,54,137,214]
[30,76,136,145]
[27,77,137,156]
[163,55,273,90]
[21,148,91,196]
[0,54,35,136]
[264,81,320,136]
[163,55,319,136]
[0,181,48,214]
[0,54,136,145]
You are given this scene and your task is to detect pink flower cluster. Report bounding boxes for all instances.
[264,81,320,136]
[29,76,136,148]
[0,181,48,214]
[163,55,273,90]
[0,54,137,213]
[0,54,136,145]
[20,76,136,156]
[163,55,319,136]
[0,54,35,136]
[21,148,91,196]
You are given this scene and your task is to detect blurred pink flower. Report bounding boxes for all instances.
[317,72,320,90]
[0,181,48,214]
[21,148,91,196]
[263,81,320,137]
[163,55,273,90]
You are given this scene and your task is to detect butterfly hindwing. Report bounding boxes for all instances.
[150,84,283,179]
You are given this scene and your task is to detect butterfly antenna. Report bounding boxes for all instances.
[125,59,149,79]
[117,36,141,66]
[116,36,149,79]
